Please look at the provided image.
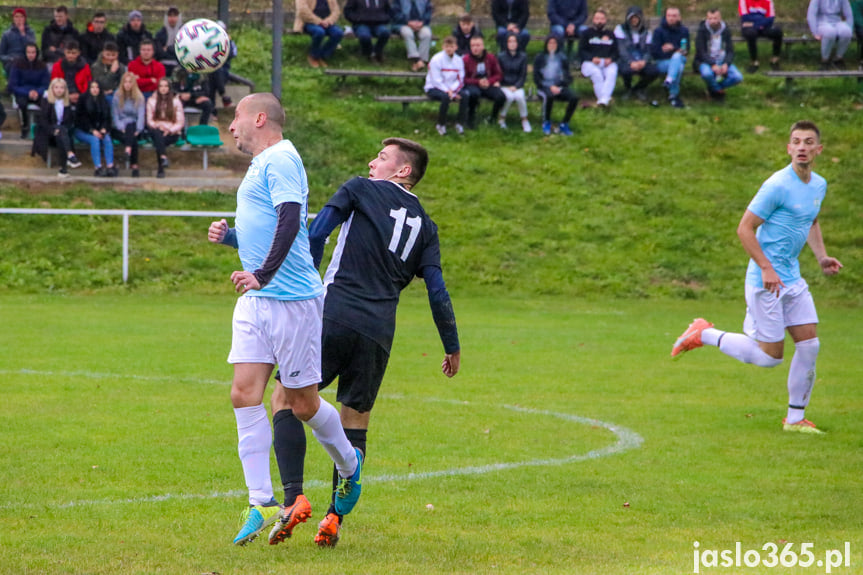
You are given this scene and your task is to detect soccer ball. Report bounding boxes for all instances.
[174,19,230,73]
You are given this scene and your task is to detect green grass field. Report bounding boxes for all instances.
[0,292,860,574]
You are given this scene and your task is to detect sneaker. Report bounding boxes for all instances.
[106,166,118,177]
[57,167,69,178]
[498,117,507,129]
[334,448,363,516]
[314,512,342,548]
[233,500,283,546]
[435,124,447,136]
[782,418,825,434]
[558,123,573,136]
[157,168,165,179]
[93,167,106,177]
[131,168,140,178]
[542,121,551,136]
[160,156,170,168]
[67,155,82,168]
[669,96,685,109]
[521,118,532,133]
[454,123,464,135]
[671,318,713,359]
[268,494,312,545]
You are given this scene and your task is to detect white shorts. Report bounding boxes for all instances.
[228,295,323,389]
[743,279,818,343]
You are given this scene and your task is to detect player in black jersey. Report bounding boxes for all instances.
[268,137,460,548]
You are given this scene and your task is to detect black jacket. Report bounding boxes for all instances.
[32,97,75,160]
[116,23,153,64]
[40,20,80,63]
[491,0,529,30]
[80,29,116,63]
[497,48,527,88]
[343,0,392,26]
[577,26,619,61]
[75,91,112,133]
[693,19,735,69]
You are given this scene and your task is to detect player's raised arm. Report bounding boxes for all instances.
[422,265,460,377]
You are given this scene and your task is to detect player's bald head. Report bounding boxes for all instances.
[240,93,285,128]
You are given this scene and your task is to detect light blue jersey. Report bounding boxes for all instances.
[745,164,826,288]
[235,139,324,300]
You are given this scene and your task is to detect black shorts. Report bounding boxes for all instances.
[319,319,390,413]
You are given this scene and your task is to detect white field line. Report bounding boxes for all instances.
[2,369,643,510]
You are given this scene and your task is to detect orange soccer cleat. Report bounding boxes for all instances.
[314,512,342,548]
[268,494,312,545]
[671,318,714,359]
[782,418,825,434]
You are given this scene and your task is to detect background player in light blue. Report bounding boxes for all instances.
[671,120,843,434]
[208,92,362,546]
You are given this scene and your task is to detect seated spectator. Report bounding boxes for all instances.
[117,10,153,65]
[32,78,82,176]
[739,0,782,72]
[146,77,185,178]
[492,0,530,51]
[533,35,578,136]
[50,40,92,105]
[171,66,213,125]
[424,36,468,135]
[808,0,854,69]
[208,21,236,109]
[497,32,531,132]
[452,14,483,56]
[128,39,165,98]
[694,8,743,102]
[0,7,36,76]
[80,12,115,64]
[294,0,344,68]
[74,80,116,177]
[547,0,588,55]
[462,35,505,129]
[651,6,690,108]
[91,41,125,105]
[614,6,658,101]
[9,43,49,138]
[344,0,391,63]
[578,9,618,108]
[41,5,80,65]
[155,7,183,74]
[0,100,5,138]
[853,0,863,68]
[112,71,146,177]
[392,0,433,71]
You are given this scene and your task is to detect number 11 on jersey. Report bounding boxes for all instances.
[388,207,422,261]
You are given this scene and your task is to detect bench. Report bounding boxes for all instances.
[324,69,426,83]
[373,94,430,111]
[766,69,863,90]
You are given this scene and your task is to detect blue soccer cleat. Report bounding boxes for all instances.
[558,123,573,136]
[233,499,282,546]
[334,448,363,516]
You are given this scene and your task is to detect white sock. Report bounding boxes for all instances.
[701,328,723,347]
[235,404,274,506]
[306,398,358,478]
[717,332,783,367]
[786,338,819,424]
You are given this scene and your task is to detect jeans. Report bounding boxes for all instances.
[426,88,469,125]
[655,52,686,97]
[149,130,180,158]
[305,23,344,60]
[549,24,589,54]
[112,124,139,165]
[462,84,506,125]
[496,26,530,51]
[620,61,659,90]
[698,63,744,93]
[74,129,115,168]
[398,24,432,62]
[741,23,783,60]
[354,24,390,56]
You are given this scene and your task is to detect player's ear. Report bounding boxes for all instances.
[399,164,412,179]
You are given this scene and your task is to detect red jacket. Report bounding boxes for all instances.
[462,51,503,87]
[51,58,93,95]
[127,57,166,93]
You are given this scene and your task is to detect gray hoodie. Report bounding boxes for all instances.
[807,0,853,31]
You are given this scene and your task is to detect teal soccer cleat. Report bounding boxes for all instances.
[334,448,363,516]
[233,500,282,546]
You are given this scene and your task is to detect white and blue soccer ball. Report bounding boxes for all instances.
[174,18,231,73]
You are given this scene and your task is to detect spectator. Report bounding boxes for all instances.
[0,100,5,137]
[32,77,82,177]
[462,35,505,129]
[807,0,854,69]
[497,32,531,132]
[171,66,213,125]
[146,77,185,178]
[117,10,153,65]
[80,12,115,64]
[41,5,79,65]
[651,6,690,108]
[294,0,344,68]
[91,41,125,105]
[424,36,467,135]
[694,8,743,102]
[344,0,392,63]
[614,6,659,101]
[128,39,165,98]
[155,6,183,74]
[9,43,49,137]
[491,0,530,51]
[0,7,36,75]
[547,0,588,55]
[111,71,146,177]
[74,80,116,177]
[853,0,863,68]
[452,13,483,56]
[208,21,236,109]
[392,0,433,71]
[533,35,578,136]
[739,0,782,72]
[50,40,92,105]
[578,9,619,108]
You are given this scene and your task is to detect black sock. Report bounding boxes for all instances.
[328,427,367,518]
[273,409,306,506]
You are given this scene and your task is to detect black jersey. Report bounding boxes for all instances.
[322,177,441,352]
